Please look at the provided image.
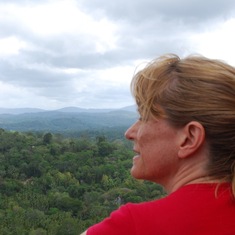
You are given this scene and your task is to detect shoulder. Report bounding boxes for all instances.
[125,183,213,215]
[125,185,189,212]
[87,184,234,234]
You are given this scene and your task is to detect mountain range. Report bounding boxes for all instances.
[0,105,136,115]
[0,106,137,136]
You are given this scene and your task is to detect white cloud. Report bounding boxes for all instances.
[0,36,27,57]
[0,0,118,54]
[189,18,235,65]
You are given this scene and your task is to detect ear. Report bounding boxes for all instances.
[178,121,205,159]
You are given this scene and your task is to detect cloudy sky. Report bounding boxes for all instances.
[0,0,235,110]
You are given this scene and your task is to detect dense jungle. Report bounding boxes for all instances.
[0,128,165,234]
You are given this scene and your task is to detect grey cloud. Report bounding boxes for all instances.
[76,0,235,68]
[0,0,209,71]
[19,45,115,70]
[0,59,80,102]
[0,0,47,3]
[80,0,235,23]
[0,60,67,86]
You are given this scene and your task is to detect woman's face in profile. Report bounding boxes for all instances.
[125,116,181,184]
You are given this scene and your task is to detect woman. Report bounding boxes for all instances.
[81,54,235,234]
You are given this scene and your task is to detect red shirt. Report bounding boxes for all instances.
[87,183,235,235]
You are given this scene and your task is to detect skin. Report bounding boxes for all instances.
[125,116,211,193]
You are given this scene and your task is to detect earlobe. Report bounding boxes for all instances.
[178,121,205,159]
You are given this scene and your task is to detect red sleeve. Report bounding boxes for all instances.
[87,204,136,235]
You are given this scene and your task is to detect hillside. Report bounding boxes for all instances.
[0,106,137,137]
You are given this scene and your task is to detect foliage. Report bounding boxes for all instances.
[0,129,165,234]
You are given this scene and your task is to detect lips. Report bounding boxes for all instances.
[133,150,140,160]
[133,154,140,159]
[132,147,140,161]
[133,148,140,154]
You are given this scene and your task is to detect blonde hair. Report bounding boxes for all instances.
[131,54,235,195]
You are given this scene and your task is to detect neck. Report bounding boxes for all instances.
[162,159,218,194]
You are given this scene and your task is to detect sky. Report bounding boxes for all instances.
[0,0,235,110]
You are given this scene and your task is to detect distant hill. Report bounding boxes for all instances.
[0,105,136,115]
[0,106,138,135]
[0,108,45,115]
[120,105,137,112]
[57,107,114,113]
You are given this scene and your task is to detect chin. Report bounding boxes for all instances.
[130,168,145,180]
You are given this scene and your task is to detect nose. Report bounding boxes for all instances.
[125,121,138,140]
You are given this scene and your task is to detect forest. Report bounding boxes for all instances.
[0,128,165,234]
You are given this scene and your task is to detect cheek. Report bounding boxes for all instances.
[140,141,162,167]
[141,136,177,167]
